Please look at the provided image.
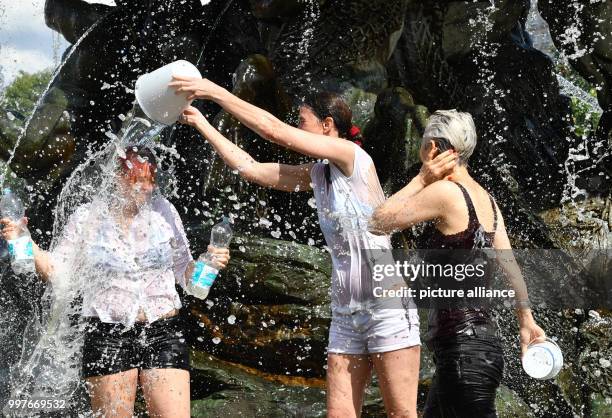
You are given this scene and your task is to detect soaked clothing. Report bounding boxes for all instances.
[327,308,420,354]
[81,315,188,377]
[51,196,193,327]
[417,182,499,341]
[310,143,393,313]
[417,182,504,417]
[310,144,419,354]
[423,326,504,418]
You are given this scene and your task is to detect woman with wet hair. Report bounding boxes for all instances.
[171,76,458,417]
[1,145,230,418]
[370,110,546,417]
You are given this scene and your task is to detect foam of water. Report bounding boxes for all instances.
[6,113,177,407]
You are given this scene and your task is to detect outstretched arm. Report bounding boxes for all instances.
[180,106,312,192]
[170,77,355,176]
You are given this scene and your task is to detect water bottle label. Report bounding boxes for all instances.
[8,237,34,260]
[192,261,219,288]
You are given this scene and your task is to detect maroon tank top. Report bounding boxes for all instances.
[417,182,499,341]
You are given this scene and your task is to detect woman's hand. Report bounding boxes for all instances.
[518,313,547,357]
[178,106,207,128]
[0,217,27,241]
[169,76,225,101]
[418,150,458,186]
[206,245,230,269]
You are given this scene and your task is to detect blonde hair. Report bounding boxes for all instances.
[422,110,477,163]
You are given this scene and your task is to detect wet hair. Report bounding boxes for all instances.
[422,110,477,163]
[118,144,158,183]
[301,91,353,139]
[301,92,364,190]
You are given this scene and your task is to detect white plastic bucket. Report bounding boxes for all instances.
[135,60,202,125]
[522,338,563,380]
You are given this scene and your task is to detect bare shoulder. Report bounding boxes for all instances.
[423,180,464,202]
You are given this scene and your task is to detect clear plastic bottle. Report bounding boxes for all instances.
[186,216,233,299]
[0,188,35,275]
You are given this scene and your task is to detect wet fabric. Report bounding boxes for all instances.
[417,182,503,417]
[81,315,189,378]
[416,182,499,341]
[423,329,504,418]
[51,196,193,327]
[310,143,403,313]
[327,308,420,354]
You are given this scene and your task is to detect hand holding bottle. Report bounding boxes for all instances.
[203,245,230,269]
[186,217,233,299]
[0,216,27,241]
[0,188,36,275]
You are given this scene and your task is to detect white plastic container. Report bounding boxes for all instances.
[522,338,563,380]
[135,60,202,125]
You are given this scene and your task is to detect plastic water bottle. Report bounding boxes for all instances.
[0,188,35,275]
[187,217,233,299]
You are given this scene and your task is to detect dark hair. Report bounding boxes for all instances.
[301,92,365,191]
[301,91,353,139]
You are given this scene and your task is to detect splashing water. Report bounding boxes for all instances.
[0,18,105,189]
[6,112,180,406]
[556,75,603,114]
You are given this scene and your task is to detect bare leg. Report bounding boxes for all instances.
[371,346,421,418]
[327,353,373,418]
[85,368,138,418]
[140,368,190,418]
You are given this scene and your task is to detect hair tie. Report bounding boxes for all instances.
[349,125,363,147]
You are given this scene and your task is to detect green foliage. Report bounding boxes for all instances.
[555,60,601,138]
[0,70,51,187]
[571,94,601,139]
[0,69,53,117]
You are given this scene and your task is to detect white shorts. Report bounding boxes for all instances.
[327,308,421,355]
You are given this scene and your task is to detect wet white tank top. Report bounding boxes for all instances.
[310,143,392,314]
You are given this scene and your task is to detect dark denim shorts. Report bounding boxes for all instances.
[81,315,189,378]
[423,328,504,418]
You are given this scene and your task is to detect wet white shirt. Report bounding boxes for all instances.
[310,144,393,314]
[50,196,193,327]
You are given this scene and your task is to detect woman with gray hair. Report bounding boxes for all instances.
[370,110,546,417]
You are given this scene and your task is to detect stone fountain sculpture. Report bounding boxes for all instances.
[0,0,610,416]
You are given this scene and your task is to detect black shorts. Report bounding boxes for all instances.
[81,315,189,378]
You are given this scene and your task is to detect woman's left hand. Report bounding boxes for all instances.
[519,320,546,357]
[169,76,225,101]
[206,245,230,269]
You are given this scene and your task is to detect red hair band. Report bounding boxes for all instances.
[349,125,363,147]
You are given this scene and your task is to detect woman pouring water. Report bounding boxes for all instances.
[1,145,230,418]
[171,76,458,417]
